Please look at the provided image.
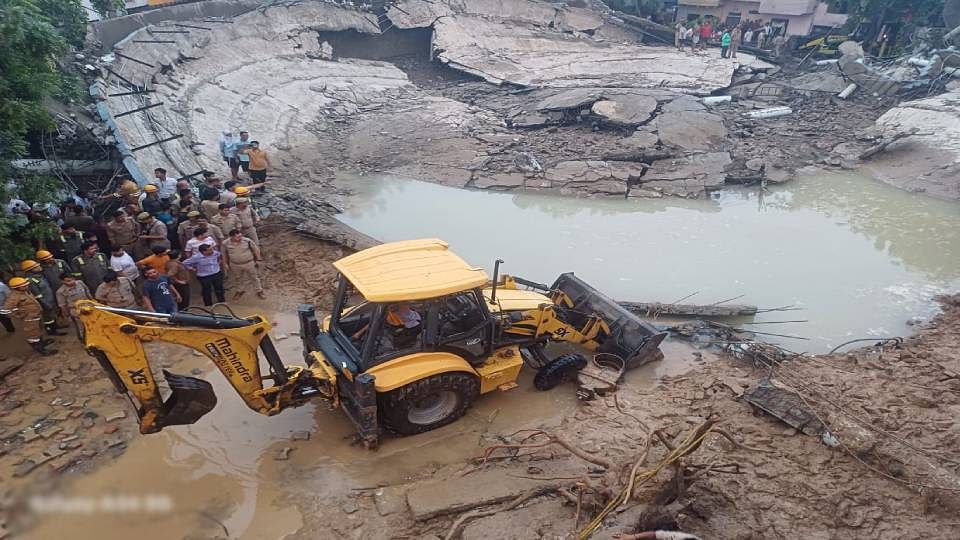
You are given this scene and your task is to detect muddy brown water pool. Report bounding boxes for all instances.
[337,170,960,353]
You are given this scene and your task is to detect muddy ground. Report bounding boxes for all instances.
[3,223,959,539]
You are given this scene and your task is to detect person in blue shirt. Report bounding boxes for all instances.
[142,267,181,315]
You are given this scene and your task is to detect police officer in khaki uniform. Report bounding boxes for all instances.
[1,278,57,356]
[73,240,110,292]
[232,197,260,246]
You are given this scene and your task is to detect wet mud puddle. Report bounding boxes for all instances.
[25,309,585,539]
[337,170,960,352]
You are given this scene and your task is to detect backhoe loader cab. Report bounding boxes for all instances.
[299,239,666,447]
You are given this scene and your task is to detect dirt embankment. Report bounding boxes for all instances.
[361,294,960,540]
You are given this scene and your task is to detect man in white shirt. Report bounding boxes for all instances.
[154,167,178,201]
[185,226,219,257]
[110,246,141,285]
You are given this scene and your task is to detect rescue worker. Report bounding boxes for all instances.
[95,270,140,309]
[177,210,204,249]
[106,209,138,256]
[36,249,72,294]
[0,281,15,333]
[232,197,260,245]
[198,216,225,247]
[21,260,65,335]
[136,212,169,259]
[56,273,92,324]
[211,203,240,235]
[1,278,57,356]
[140,183,164,217]
[72,240,110,292]
[58,223,85,262]
[223,228,264,299]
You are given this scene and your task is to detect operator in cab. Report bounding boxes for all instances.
[351,302,422,347]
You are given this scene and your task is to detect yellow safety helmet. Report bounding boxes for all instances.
[119,180,139,195]
[20,259,40,272]
[8,277,29,289]
[35,250,54,261]
[234,186,251,196]
[144,184,159,193]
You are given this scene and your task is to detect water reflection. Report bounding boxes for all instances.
[336,171,960,351]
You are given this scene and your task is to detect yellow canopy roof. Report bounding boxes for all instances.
[333,239,489,302]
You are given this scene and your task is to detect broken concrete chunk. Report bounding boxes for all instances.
[635,152,732,197]
[105,411,127,422]
[534,88,602,111]
[788,72,850,93]
[274,446,293,460]
[471,173,526,190]
[291,430,311,441]
[374,486,408,516]
[656,111,728,152]
[663,95,707,112]
[743,378,825,437]
[406,468,555,521]
[13,460,38,478]
[591,95,658,126]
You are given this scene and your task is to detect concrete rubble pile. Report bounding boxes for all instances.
[87,0,785,213]
[86,0,958,215]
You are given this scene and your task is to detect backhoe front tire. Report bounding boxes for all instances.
[534,353,587,391]
[379,373,480,435]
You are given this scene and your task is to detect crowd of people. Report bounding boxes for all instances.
[1,129,270,356]
[674,18,786,58]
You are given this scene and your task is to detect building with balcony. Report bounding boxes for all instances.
[675,0,848,37]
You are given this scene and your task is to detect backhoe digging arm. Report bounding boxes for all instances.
[76,301,335,434]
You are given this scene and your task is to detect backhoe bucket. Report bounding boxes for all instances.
[551,273,667,369]
[156,370,218,428]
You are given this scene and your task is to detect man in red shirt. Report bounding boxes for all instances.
[700,20,713,51]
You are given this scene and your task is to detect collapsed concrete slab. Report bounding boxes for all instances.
[867,90,960,199]
[632,152,732,197]
[591,95,658,126]
[656,111,728,152]
[390,0,772,94]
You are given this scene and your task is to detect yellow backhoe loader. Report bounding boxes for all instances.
[78,239,665,448]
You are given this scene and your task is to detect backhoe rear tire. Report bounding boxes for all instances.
[379,372,480,435]
[534,353,587,391]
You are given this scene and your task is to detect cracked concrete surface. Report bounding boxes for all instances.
[866,90,960,199]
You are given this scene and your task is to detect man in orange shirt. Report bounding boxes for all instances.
[238,141,271,184]
[137,245,171,275]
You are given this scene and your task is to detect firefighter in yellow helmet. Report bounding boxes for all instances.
[35,249,73,293]
[20,259,66,336]
[1,277,57,356]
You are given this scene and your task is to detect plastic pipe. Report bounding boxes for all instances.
[702,96,732,104]
[746,106,793,119]
[838,83,857,99]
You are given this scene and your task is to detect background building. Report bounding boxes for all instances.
[676,0,848,36]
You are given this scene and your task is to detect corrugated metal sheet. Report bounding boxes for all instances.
[758,0,817,16]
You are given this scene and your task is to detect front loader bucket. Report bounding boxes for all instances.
[551,273,667,369]
[156,370,218,429]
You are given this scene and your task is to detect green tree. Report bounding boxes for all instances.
[33,0,88,48]
[845,0,945,50]
[90,0,126,19]
[0,0,87,268]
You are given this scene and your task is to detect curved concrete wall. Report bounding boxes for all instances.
[91,1,381,184]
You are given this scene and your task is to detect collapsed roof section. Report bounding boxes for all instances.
[388,0,772,94]
[91,1,384,183]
